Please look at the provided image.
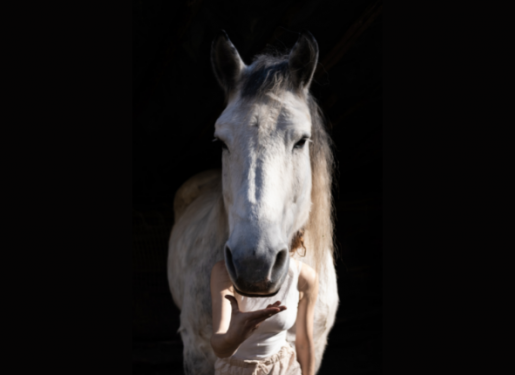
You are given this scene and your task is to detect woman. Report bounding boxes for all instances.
[210,231,318,375]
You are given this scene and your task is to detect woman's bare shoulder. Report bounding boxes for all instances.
[211,260,234,292]
[297,261,318,293]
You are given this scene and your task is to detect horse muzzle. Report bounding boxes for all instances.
[224,245,290,297]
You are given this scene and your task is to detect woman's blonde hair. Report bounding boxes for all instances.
[290,229,307,257]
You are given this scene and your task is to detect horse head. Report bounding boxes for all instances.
[211,30,319,297]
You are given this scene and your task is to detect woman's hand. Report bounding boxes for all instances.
[210,261,287,358]
[224,295,287,345]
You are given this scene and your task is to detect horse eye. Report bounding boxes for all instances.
[213,137,229,151]
[293,137,309,150]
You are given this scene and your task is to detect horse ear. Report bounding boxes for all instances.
[288,31,319,91]
[211,30,246,96]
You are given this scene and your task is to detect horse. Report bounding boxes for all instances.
[167,30,339,375]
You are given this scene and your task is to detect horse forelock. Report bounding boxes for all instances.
[240,54,292,99]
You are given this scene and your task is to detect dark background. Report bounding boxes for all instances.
[132,0,382,374]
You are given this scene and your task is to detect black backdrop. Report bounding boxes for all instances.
[133,0,382,374]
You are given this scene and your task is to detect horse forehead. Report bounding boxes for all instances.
[216,92,311,134]
[253,91,311,129]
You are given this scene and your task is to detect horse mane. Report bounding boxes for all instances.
[304,94,336,272]
[239,52,336,273]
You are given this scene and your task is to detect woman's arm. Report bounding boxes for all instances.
[210,261,239,358]
[295,261,319,375]
[210,260,286,358]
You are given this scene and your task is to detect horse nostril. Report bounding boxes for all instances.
[272,249,288,276]
[225,246,237,278]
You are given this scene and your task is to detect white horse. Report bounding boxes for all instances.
[168,30,338,374]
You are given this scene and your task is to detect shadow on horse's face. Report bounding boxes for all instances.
[211,30,319,296]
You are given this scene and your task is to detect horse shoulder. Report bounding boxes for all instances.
[173,169,221,222]
[168,169,225,310]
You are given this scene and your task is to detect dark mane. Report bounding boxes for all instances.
[240,54,293,98]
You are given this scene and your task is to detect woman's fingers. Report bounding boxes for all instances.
[224,295,240,313]
[225,295,286,323]
[247,306,286,321]
[243,305,288,329]
[266,301,282,309]
[249,310,280,326]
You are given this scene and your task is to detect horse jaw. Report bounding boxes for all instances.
[215,91,313,296]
